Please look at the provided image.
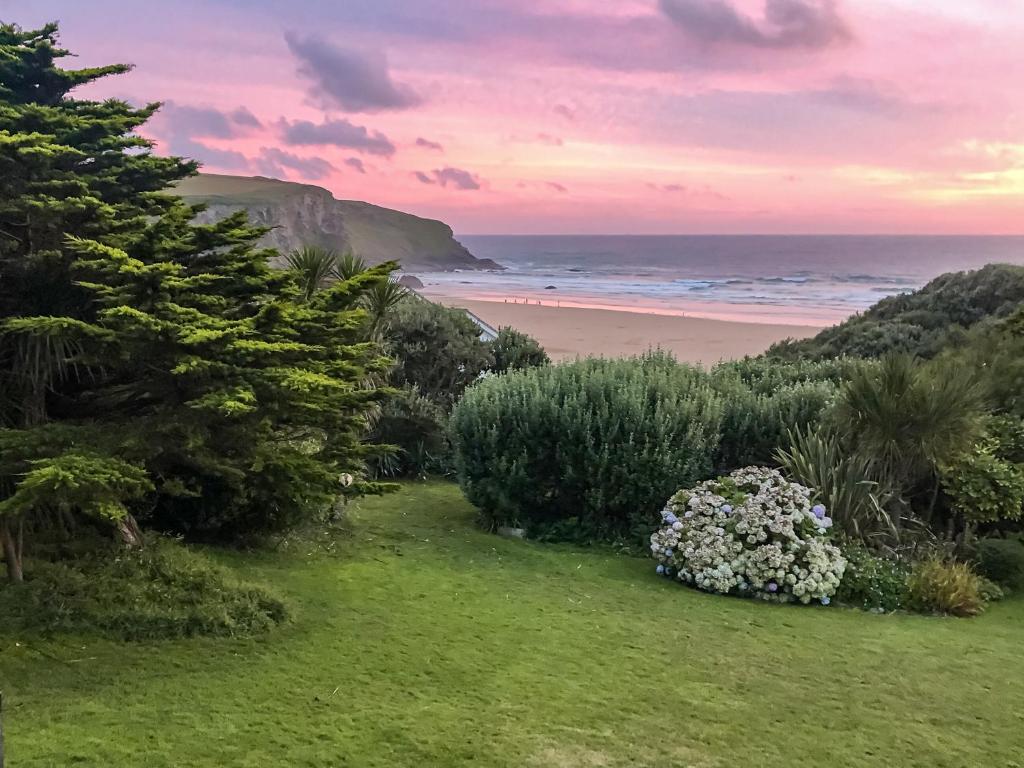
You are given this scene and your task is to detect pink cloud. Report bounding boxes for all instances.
[19,0,1024,234]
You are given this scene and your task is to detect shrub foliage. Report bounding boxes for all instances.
[770,264,1024,361]
[0,23,392,580]
[972,537,1024,589]
[0,537,287,639]
[906,557,987,617]
[834,543,909,612]
[451,353,722,542]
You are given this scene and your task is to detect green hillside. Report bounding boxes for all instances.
[769,263,1024,359]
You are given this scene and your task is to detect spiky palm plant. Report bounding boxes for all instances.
[333,251,369,282]
[284,246,340,302]
[833,354,988,520]
[364,281,409,338]
[775,427,898,544]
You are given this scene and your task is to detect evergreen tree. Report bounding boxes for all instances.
[0,22,392,579]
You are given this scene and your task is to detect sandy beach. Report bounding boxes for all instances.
[437,297,823,365]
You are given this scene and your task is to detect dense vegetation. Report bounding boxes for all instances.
[0,24,401,639]
[452,353,723,542]
[0,535,286,639]
[452,353,857,544]
[769,263,1024,360]
[452,291,1024,613]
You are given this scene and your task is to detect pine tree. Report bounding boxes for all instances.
[0,22,393,579]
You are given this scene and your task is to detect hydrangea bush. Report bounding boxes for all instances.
[650,467,846,605]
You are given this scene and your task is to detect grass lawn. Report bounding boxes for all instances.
[2,481,1023,767]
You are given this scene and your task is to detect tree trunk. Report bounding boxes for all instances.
[116,513,144,549]
[0,520,22,583]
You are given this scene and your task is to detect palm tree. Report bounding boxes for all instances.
[283,246,340,302]
[833,354,987,520]
[363,281,408,338]
[333,250,369,282]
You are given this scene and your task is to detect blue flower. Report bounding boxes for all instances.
[664,549,674,557]
[767,582,778,593]
[656,564,665,575]
[665,514,678,525]
[821,596,831,606]
[722,504,733,514]
[812,504,826,519]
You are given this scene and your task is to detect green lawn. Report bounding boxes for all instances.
[2,482,1023,767]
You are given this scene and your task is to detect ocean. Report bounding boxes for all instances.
[417,235,1024,326]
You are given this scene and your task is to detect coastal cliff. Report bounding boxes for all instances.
[174,174,502,272]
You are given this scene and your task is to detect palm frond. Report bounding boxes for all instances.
[284,246,340,301]
[775,426,899,544]
[333,251,369,282]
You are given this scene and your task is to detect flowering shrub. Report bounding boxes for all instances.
[650,467,846,605]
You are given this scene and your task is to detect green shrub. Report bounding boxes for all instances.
[713,379,837,470]
[940,450,1024,524]
[973,537,1024,589]
[713,356,864,393]
[709,357,851,471]
[832,355,987,505]
[491,326,550,373]
[451,352,722,543]
[0,537,287,639]
[386,298,494,408]
[369,386,452,478]
[834,543,909,611]
[986,415,1024,464]
[905,557,986,617]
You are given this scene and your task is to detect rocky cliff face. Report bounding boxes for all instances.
[175,174,502,272]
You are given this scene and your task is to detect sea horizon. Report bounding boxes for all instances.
[416,234,1024,327]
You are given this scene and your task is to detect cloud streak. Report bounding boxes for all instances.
[414,167,482,190]
[416,137,444,151]
[281,118,397,156]
[284,32,421,112]
[157,101,261,138]
[256,147,335,180]
[344,157,367,174]
[660,0,852,50]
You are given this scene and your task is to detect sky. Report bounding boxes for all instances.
[5,0,1024,234]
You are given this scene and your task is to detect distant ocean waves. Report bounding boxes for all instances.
[417,268,920,325]
[415,235,1024,326]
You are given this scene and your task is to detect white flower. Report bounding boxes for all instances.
[649,467,846,605]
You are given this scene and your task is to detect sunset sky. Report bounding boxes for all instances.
[6,0,1024,234]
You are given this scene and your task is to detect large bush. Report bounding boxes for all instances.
[972,537,1024,589]
[650,467,846,604]
[709,358,855,471]
[940,450,1024,525]
[451,353,722,543]
[375,301,548,478]
[368,386,452,478]
[491,326,550,373]
[387,298,494,408]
